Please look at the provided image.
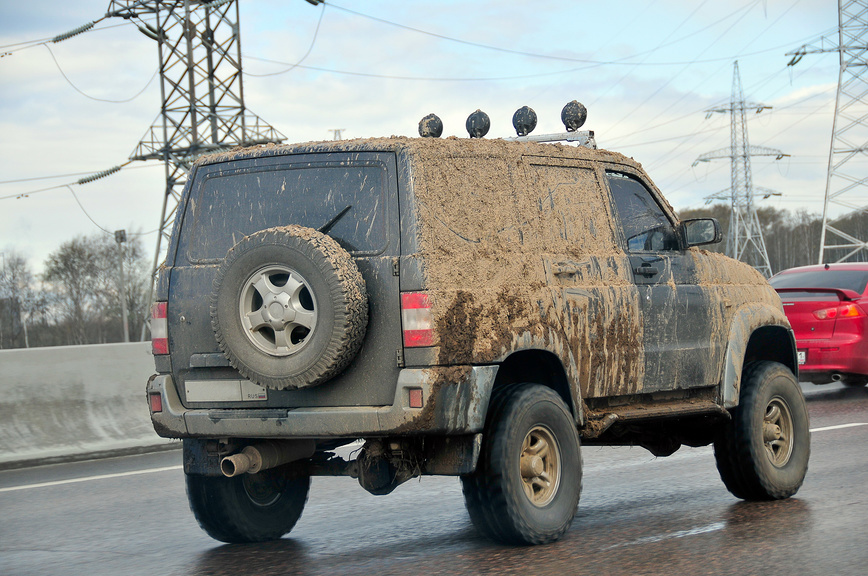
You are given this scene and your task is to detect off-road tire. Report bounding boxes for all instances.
[211,225,368,390]
[714,361,810,500]
[186,468,311,543]
[461,383,582,545]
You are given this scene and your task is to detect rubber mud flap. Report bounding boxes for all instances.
[211,225,368,390]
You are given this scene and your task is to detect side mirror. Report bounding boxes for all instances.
[682,218,722,247]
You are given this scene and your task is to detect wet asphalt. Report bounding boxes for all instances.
[1,382,867,576]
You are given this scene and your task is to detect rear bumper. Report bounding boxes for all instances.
[148,365,497,439]
[796,336,868,382]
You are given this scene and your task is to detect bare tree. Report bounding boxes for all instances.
[0,252,36,348]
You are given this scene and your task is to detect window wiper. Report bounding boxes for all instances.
[318,205,352,235]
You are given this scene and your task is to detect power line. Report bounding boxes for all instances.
[0,163,161,186]
[244,2,326,78]
[43,43,159,103]
[325,0,796,67]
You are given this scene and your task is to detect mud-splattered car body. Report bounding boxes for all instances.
[147,136,801,544]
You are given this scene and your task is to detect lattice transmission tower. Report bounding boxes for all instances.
[694,61,789,278]
[105,0,286,280]
[787,0,868,264]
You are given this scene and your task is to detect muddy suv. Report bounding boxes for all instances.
[147,112,809,546]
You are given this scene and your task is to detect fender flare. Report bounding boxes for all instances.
[720,303,797,409]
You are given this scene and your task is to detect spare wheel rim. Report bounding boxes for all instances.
[239,264,318,357]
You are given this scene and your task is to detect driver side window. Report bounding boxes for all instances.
[606,172,678,252]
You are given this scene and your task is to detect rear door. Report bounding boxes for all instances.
[168,151,402,408]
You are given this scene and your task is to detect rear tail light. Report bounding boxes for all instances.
[151,302,169,355]
[813,303,864,320]
[149,392,163,413]
[401,292,434,347]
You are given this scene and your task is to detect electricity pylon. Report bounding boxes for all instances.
[787,0,868,264]
[694,61,789,278]
[105,0,286,286]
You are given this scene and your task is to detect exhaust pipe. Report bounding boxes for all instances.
[221,439,316,477]
[831,373,843,382]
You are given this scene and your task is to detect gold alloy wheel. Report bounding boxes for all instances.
[762,395,795,467]
[520,425,561,507]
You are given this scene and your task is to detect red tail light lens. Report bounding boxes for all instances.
[401,292,434,347]
[813,303,864,320]
[151,302,169,355]
[149,392,163,413]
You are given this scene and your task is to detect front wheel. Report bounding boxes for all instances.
[714,361,810,500]
[186,467,310,543]
[461,383,582,545]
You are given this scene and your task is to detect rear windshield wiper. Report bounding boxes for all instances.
[318,205,352,235]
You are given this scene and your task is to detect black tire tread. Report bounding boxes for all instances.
[186,471,310,544]
[462,383,581,545]
[713,361,810,501]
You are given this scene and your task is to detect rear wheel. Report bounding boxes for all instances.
[714,361,810,500]
[186,467,310,543]
[461,383,582,545]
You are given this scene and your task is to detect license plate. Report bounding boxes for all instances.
[797,350,806,365]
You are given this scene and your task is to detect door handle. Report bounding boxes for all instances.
[633,264,659,277]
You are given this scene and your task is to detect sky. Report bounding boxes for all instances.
[0,0,844,273]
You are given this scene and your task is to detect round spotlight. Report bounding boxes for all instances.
[418,113,443,138]
[465,110,491,138]
[561,100,587,132]
[512,106,537,137]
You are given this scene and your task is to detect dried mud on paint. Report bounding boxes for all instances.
[407,137,645,399]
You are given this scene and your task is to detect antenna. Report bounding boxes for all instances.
[693,61,789,278]
[787,0,868,264]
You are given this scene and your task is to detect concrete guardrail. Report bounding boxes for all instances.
[0,342,175,469]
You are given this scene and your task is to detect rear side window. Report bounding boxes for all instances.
[183,161,388,262]
[770,270,868,294]
[606,172,679,252]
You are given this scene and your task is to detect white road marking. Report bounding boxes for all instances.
[811,423,868,432]
[0,465,183,494]
[603,522,726,550]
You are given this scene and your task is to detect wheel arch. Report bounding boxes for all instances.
[491,349,582,425]
[721,303,798,409]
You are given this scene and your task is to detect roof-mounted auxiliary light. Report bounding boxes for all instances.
[466,110,491,138]
[561,100,587,132]
[512,106,537,137]
[414,100,596,149]
[418,113,443,138]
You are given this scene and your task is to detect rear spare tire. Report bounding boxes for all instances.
[211,225,368,390]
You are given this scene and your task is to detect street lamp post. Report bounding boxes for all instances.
[115,230,130,343]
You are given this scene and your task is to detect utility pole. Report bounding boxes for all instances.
[693,61,789,278]
[104,1,286,329]
[114,229,130,343]
[787,0,868,264]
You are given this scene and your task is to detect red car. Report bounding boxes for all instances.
[770,263,868,386]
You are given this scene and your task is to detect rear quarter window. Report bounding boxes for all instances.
[179,160,389,263]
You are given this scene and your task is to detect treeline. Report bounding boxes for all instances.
[679,204,868,273]
[0,233,152,349]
